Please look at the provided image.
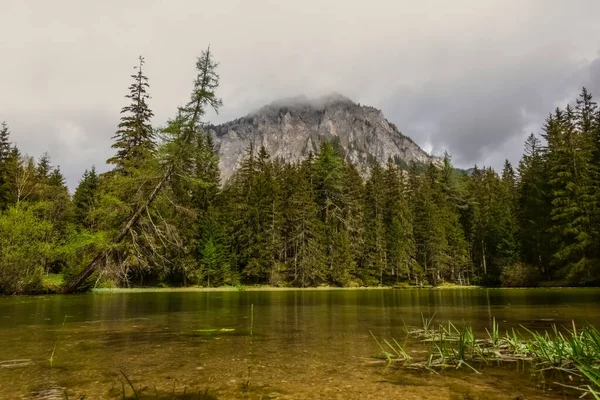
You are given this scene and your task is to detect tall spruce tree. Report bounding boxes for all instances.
[498,160,519,264]
[438,154,470,282]
[363,162,387,284]
[72,167,100,229]
[281,159,327,286]
[517,133,552,274]
[383,158,416,281]
[544,98,599,282]
[313,142,357,285]
[107,56,155,173]
[0,122,12,209]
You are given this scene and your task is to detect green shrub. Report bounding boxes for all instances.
[0,206,54,294]
[56,226,113,285]
[500,263,539,287]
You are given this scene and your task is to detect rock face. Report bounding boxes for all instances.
[209,93,435,182]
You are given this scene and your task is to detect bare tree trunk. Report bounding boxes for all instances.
[482,240,487,275]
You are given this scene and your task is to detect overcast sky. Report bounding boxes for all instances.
[1,0,600,189]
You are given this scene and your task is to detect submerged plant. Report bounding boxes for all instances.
[121,370,140,400]
[49,315,68,368]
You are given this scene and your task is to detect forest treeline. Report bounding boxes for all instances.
[1,51,600,294]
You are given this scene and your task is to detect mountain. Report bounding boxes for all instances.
[209,93,436,182]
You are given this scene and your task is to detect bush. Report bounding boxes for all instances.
[0,206,54,294]
[500,263,539,287]
[57,227,113,285]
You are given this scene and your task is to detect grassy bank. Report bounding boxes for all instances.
[32,275,481,294]
[90,284,481,294]
[29,276,600,295]
[91,285,394,294]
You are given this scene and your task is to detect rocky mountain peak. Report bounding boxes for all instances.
[209,94,435,182]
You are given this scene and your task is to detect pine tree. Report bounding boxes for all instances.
[383,158,415,281]
[363,162,387,285]
[575,87,598,135]
[281,159,326,286]
[107,56,155,173]
[545,100,599,282]
[407,162,426,284]
[72,167,100,228]
[36,153,51,181]
[0,122,12,209]
[498,160,519,264]
[467,166,495,280]
[409,162,447,285]
[438,154,470,282]
[313,142,356,285]
[224,145,278,284]
[518,134,553,273]
[65,47,223,292]
[339,163,364,283]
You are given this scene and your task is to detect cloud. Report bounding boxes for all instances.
[380,54,600,168]
[1,0,599,188]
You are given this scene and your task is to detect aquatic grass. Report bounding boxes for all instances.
[485,317,499,347]
[370,331,411,363]
[578,365,600,399]
[371,316,600,393]
[370,331,393,362]
[421,312,436,335]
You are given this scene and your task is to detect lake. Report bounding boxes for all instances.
[2,288,600,399]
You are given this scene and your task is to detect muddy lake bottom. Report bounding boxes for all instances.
[2,288,600,399]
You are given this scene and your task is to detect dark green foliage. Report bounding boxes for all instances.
[0,122,12,209]
[280,158,326,286]
[72,167,100,228]
[542,90,600,283]
[313,142,358,285]
[363,162,386,284]
[0,205,54,293]
[107,56,155,173]
[517,134,553,274]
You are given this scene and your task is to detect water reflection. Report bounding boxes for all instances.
[1,288,599,399]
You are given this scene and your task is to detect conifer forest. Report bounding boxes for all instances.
[1,50,600,294]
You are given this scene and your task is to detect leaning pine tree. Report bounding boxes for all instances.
[64,47,222,293]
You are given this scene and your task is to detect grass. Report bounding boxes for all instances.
[43,273,64,291]
[371,315,600,396]
[91,286,397,294]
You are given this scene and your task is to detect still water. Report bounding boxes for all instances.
[1,288,600,399]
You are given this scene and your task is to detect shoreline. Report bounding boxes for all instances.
[90,285,481,294]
